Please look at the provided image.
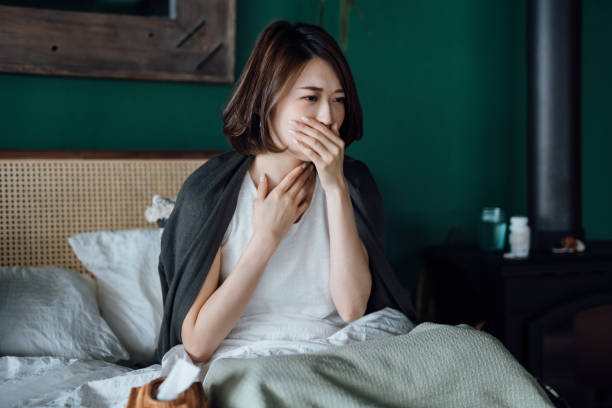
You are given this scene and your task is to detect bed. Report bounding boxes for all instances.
[0,150,560,407]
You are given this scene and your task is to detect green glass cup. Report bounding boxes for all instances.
[479,207,507,252]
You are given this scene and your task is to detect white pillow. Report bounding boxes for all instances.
[68,229,163,365]
[0,266,129,362]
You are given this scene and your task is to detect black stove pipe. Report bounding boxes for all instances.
[527,0,584,250]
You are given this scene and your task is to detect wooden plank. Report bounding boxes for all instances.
[0,0,235,83]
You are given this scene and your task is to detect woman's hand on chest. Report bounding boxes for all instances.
[252,162,316,245]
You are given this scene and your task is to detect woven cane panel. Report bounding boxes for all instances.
[0,159,206,275]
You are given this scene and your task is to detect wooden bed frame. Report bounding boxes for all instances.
[0,150,221,275]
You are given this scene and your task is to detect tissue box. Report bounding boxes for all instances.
[126,377,208,408]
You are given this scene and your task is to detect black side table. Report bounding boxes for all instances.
[420,242,612,407]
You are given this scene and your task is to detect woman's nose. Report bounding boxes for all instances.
[315,101,333,127]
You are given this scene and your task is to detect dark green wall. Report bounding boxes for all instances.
[1,0,611,296]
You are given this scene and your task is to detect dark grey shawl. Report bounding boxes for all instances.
[153,150,416,363]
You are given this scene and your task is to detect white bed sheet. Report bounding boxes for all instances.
[0,356,146,407]
[1,307,414,407]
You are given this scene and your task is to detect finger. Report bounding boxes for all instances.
[290,119,339,152]
[307,170,317,193]
[276,162,308,193]
[294,131,334,163]
[296,171,316,202]
[297,197,311,216]
[298,116,343,149]
[296,180,315,211]
[257,173,267,200]
[287,164,314,197]
[294,137,322,167]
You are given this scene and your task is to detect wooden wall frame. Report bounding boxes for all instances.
[0,0,235,83]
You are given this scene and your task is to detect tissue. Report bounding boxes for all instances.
[156,359,201,401]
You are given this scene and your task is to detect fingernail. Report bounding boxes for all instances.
[302,162,308,169]
[288,129,296,134]
[289,120,297,126]
[293,138,299,144]
[260,175,265,182]
[301,116,310,122]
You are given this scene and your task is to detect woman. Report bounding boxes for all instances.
[150,22,556,407]
[154,20,416,369]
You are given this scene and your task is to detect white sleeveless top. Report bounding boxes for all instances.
[218,169,346,343]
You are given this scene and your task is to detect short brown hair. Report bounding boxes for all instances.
[222,20,363,155]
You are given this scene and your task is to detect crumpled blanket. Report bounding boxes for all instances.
[202,322,555,408]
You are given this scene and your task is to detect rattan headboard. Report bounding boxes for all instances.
[0,151,220,275]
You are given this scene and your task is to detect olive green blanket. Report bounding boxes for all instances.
[203,323,554,408]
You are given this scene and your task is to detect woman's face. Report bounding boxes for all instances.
[267,57,346,159]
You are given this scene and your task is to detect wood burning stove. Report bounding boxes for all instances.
[528,0,584,249]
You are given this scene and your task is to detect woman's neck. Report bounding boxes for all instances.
[249,151,306,191]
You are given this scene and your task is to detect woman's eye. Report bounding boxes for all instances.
[302,95,344,103]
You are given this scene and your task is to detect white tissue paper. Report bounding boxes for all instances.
[155,359,201,401]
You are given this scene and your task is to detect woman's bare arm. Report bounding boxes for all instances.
[326,180,372,323]
[181,234,279,363]
[287,117,371,323]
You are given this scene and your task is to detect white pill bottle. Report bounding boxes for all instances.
[509,216,531,258]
